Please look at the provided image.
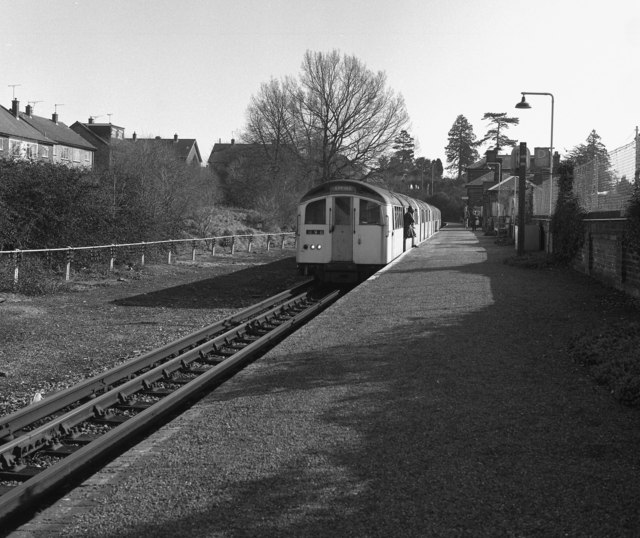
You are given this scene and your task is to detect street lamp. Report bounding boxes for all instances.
[515,91,555,215]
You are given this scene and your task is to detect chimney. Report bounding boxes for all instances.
[52,112,58,124]
[485,148,498,164]
[11,98,19,118]
[173,133,178,142]
[132,132,137,141]
[231,138,235,145]
[155,136,161,140]
[25,104,33,116]
[88,116,94,124]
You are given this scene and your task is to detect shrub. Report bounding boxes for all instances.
[550,161,587,265]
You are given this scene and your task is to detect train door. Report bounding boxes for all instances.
[331,196,353,261]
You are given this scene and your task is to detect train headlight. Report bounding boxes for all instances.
[310,244,316,250]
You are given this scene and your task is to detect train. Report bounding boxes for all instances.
[296,179,441,283]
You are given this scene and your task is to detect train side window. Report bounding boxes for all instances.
[359,199,381,225]
[304,199,326,224]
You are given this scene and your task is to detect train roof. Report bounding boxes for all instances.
[299,180,438,213]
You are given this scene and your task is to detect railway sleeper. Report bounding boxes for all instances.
[0,466,41,482]
[43,442,83,457]
[140,387,175,397]
[116,401,154,411]
[92,414,131,426]
[66,433,100,444]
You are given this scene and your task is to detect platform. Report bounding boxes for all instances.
[9,223,640,537]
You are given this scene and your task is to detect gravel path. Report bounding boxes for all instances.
[6,225,640,537]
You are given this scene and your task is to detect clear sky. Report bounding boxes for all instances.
[2,0,639,167]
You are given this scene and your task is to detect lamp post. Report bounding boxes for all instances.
[515,92,555,215]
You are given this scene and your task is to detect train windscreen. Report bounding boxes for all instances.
[304,199,326,224]
[359,199,381,225]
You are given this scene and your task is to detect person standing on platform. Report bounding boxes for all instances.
[404,206,417,248]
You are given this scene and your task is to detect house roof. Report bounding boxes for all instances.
[465,171,495,186]
[126,137,203,164]
[487,176,536,191]
[0,106,53,144]
[70,122,111,147]
[20,112,96,150]
[468,153,514,170]
[208,142,263,166]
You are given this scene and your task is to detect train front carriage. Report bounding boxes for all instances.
[296,180,440,283]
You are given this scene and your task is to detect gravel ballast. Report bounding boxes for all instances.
[5,225,640,537]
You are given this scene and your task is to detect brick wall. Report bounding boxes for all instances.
[571,219,640,298]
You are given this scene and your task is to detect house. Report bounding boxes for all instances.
[207,139,262,168]
[127,133,203,166]
[19,102,96,169]
[70,117,126,172]
[464,148,514,224]
[0,99,54,162]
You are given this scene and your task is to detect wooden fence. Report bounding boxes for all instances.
[0,233,296,287]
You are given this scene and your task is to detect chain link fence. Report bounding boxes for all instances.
[573,137,638,214]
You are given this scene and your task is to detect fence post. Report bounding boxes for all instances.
[65,248,73,281]
[267,235,271,251]
[231,236,235,255]
[281,234,285,249]
[191,240,197,262]
[13,250,20,286]
[168,243,173,264]
[110,245,116,271]
[248,235,253,253]
[211,238,216,257]
[141,242,146,266]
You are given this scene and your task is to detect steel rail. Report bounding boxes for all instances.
[0,288,339,523]
[0,289,313,466]
[0,280,312,441]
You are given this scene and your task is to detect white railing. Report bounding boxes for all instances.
[0,232,296,286]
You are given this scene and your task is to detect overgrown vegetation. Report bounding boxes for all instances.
[550,160,587,264]
[569,322,640,407]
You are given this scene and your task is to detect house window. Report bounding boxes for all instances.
[41,146,50,158]
[26,143,38,160]
[9,139,23,158]
[60,147,71,161]
[73,148,80,162]
[0,138,3,151]
[53,145,59,157]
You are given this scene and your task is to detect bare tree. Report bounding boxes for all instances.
[243,50,409,185]
[296,50,409,182]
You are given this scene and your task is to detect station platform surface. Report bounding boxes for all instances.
[10,223,640,537]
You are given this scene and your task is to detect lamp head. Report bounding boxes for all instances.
[515,95,531,109]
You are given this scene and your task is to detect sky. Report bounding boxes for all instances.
[2,0,640,167]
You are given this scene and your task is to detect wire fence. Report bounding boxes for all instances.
[573,137,638,214]
[529,135,638,216]
[0,232,296,290]
[532,175,559,216]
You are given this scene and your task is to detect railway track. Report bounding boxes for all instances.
[0,281,340,526]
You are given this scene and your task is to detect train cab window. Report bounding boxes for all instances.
[359,199,381,225]
[304,199,326,224]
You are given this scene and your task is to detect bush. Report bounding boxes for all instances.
[550,161,587,265]
[569,322,640,406]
